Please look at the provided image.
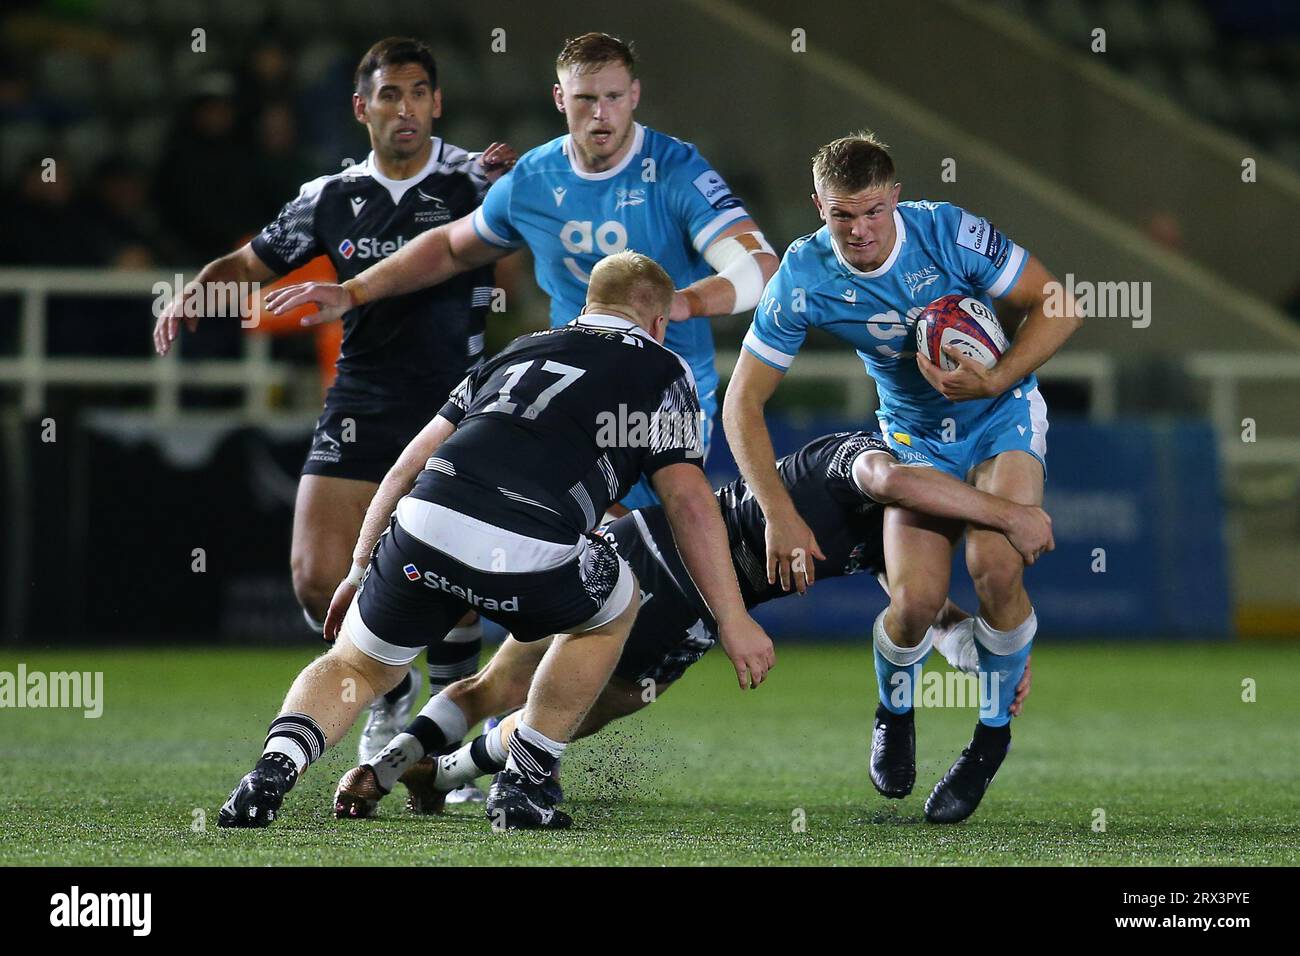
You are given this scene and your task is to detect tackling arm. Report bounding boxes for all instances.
[853,451,1055,565]
[651,462,775,690]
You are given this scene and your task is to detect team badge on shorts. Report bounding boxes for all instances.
[403,563,421,581]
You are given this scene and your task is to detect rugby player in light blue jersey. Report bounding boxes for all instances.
[723,132,1081,823]
[272,32,778,513]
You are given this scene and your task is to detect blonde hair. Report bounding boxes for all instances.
[586,250,674,322]
[812,130,895,195]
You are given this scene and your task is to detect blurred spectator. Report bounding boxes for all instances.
[251,101,315,224]
[1143,211,1185,254]
[153,74,261,264]
[84,154,185,269]
[0,152,99,266]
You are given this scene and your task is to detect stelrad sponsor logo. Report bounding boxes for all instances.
[50,886,151,936]
[404,564,519,612]
[338,236,409,261]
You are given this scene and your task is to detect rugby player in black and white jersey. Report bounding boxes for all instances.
[334,430,1050,821]
[218,252,774,830]
[152,38,518,788]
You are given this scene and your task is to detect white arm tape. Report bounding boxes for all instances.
[345,563,366,588]
[703,232,775,313]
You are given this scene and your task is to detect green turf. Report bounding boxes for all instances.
[1,641,1297,865]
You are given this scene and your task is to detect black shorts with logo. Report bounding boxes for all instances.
[601,508,719,688]
[301,375,458,484]
[347,512,635,665]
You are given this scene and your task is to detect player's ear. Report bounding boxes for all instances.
[552,82,565,113]
[629,77,641,110]
[890,182,901,206]
[352,92,367,124]
[431,87,443,119]
[811,191,824,218]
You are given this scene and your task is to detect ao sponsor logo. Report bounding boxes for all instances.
[338,235,410,260]
[50,886,151,936]
[0,665,103,718]
[595,403,704,458]
[1044,273,1151,328]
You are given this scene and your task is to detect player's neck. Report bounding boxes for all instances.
[371,138,434,182]
[570,131,636,175]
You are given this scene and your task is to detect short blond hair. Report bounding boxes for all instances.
[812,131,895,195]
[556,32,637,77]
[586,250,674,323]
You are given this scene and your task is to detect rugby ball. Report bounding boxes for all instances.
[914,294,1008,372]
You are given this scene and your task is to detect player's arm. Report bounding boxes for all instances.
[153,243,277,355]
[265,214,508,326]
[722,350,826,593]
[321,413,458,642]
[651,462,775,690]
[853,451,1054,564]
[669,218,779,320]
[918,255,1083,401]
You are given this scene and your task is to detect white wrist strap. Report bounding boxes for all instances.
[345,563,366,588]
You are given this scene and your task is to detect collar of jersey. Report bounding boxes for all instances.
[355,137,443,205]
[570,312,654,342]
[828,209,906,279]
[562,123,645,181]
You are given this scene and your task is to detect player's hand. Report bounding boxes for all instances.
[916,347,1001,402]
[1003,504,1054,565]
[322,579,358,644]
[718,615,775,690]
[764,509,826,594]
[152,282,201,356]
[1010,655,1032,716]
[266,282,354,326]
[476,142,517,183]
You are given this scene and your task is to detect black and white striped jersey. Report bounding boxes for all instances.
[410,313,704,546]
[250,137,494,398]
[717,431,893,608]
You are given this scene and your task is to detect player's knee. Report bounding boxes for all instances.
[969,551,1024,610]
[290,552,339,622]
[889,580,947,636]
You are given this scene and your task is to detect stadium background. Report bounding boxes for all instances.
[2,0,1299,647]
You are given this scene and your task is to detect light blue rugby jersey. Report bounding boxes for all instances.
[743,200,1032,428]
[472,123,752,403]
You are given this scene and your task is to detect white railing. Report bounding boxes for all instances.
[1185,353,1300,466]
[0,268,297,422]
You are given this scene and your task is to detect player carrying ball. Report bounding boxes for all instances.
[724,132,1081,822]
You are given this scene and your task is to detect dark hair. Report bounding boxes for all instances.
[354,37,438,99]
[555,32,637,77]
[812,131,896,195]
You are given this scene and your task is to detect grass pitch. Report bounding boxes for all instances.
[1,641,1297,866]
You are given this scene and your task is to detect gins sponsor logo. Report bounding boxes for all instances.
[50,886,151,936]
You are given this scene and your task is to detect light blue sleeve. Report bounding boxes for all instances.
[471,169,525,248]
[741,259,809,371]
[936,203,1028,299]
[664,143,751,253]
